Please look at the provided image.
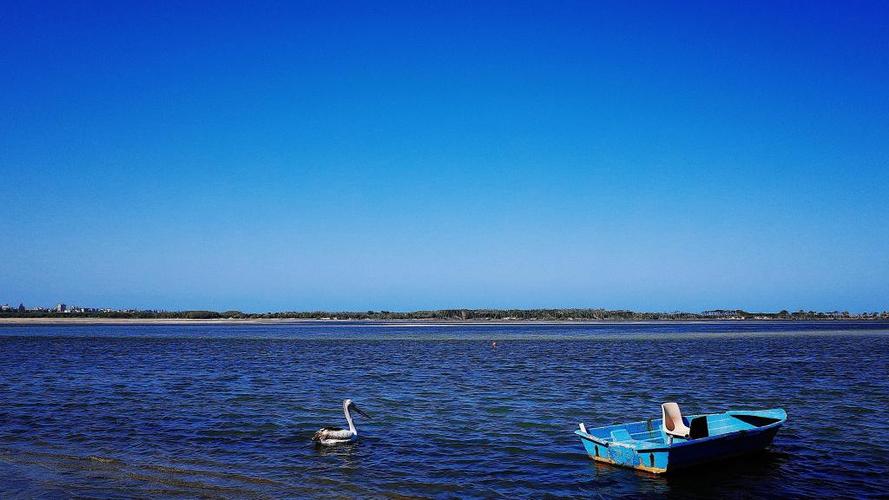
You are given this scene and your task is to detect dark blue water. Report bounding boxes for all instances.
[1,322,887,498]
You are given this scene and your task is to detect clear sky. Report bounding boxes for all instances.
[2,1,888,312]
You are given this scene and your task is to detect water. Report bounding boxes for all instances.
[1,322,887,498]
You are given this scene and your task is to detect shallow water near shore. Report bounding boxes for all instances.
[1,322,888,498]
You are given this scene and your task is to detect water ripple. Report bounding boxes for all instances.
[0,322,887,497]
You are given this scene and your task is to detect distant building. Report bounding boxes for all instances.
[55,303,67,313]
[0,304,9,311]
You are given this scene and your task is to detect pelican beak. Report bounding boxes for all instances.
[351,403,371,418]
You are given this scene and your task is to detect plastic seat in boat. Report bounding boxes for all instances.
[662,402,690,440]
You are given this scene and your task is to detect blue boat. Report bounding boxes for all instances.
[575,403,787,474]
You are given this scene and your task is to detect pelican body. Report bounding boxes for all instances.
[312,399,370,446]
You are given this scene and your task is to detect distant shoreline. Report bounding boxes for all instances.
[3,306,887,323]
[2,317,888,326]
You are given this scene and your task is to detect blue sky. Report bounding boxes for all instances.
[2,1,888,312]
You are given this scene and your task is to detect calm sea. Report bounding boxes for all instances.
[1,322,887,498]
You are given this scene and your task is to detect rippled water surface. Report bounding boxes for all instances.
[1,322,888,498]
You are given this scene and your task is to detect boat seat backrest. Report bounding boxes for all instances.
[689,416,709,439]
[662,402,691,438]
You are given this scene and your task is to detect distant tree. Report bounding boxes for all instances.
[184,310,220,319]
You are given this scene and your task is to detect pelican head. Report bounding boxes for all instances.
[344,399,370,418]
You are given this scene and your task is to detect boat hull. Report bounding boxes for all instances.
[576,409,786,474]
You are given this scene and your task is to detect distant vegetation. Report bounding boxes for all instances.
[1,307,887,321]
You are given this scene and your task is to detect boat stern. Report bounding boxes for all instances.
[575,428,669,474]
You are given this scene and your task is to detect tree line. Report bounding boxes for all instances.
[1,307,887,320]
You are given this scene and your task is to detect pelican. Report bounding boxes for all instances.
[312,399,370,446]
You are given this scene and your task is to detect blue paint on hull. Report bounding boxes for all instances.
[576,408,786,474]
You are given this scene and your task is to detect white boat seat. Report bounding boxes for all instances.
[662,402,691,439]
